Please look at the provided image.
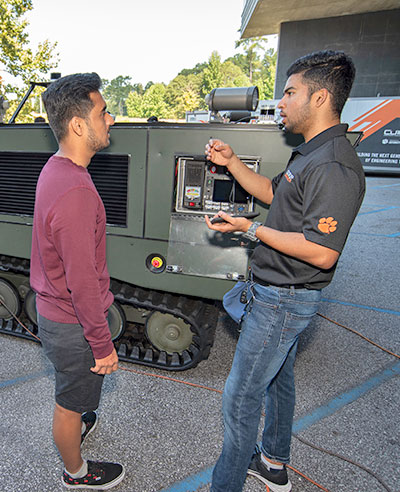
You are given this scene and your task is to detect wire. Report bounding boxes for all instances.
[292,434,393,492]
[317,312,400,360]
[118,365,223,394]
[286,464,331,492]
[0,298,40,341]
[1,296,398,492]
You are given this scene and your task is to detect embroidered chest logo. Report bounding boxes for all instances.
[284,169,294,183]
[318,217,338,234]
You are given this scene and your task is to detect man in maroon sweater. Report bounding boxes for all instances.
[30,73,125,489]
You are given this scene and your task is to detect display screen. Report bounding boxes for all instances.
[212,179,248,204]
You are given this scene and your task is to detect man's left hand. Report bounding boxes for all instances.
[90,348,119,375]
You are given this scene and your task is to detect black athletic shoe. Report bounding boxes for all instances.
[247,446,292,492]
[62,460,125,489]
[81,411,97,445]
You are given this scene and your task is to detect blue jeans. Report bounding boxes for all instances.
[211,283,321,492]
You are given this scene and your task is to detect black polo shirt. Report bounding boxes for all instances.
[250,124,365,290]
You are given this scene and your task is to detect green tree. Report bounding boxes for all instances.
[220,60,251,88]
[259,48,277,99]
[126,83,169,119]
[224,53,248,75]
[165,74,202,118]
[234,37,268,83]
[102,75,134,116]
[178,61,208,77]
[142,83,169,118]
[0,0,58,121]
[125,90,144,118]
[144,81,154,91]
[201,51,224,98]
[132,82,144,96]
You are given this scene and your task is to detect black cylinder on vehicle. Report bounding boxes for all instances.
[206,86,259,112]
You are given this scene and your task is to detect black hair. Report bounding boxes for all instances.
[42,72,102,142]
[287,51,355,116]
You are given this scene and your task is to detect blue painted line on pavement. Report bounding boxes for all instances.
[321,298,400,316]
[0,369,51,389]
[368,183,400,189]
[361,202,399,208]
[158,362,400,492]
[292,361,400,433]
[159,467,213,492]
[357,205,397,215]
[351,231,400,237]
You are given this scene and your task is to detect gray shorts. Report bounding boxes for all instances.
[38,314,104,413]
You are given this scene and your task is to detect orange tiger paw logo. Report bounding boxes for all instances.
[318,217,337,234]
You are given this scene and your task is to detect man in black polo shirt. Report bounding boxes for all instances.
[205,51,365,492]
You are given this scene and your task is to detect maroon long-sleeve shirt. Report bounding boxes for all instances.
[30,155,114,359]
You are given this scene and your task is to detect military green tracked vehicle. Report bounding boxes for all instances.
[0,83,360,370]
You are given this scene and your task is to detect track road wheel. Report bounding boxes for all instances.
[107,301,126,341]
[0,278,21,320]
[24,289,38,325]
[24,292,125,341]
[145,311,193,355]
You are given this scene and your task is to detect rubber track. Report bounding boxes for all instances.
[0,255,219,371]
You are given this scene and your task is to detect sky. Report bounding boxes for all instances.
[22,0,277,86]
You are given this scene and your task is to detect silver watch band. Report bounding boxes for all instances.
[242,221,262,242]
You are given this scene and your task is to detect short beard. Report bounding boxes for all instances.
[285,96,312,135]
[86,121,108,153]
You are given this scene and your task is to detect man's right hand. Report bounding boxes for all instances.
[205,211,252,234]
[205,138,274,206]
[90,348,119,375]
[205,139,235,167]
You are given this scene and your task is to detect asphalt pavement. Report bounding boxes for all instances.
[0,175,399,492]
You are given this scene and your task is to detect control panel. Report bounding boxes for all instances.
[175,155,260,215]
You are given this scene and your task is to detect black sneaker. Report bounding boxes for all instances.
[81,412,98,445]
[62,460,125,489]
[247,446,292,492]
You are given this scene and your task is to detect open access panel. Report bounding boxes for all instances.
[168,155,261,280]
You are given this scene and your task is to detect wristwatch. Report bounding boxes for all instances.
[242,221,262,242]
